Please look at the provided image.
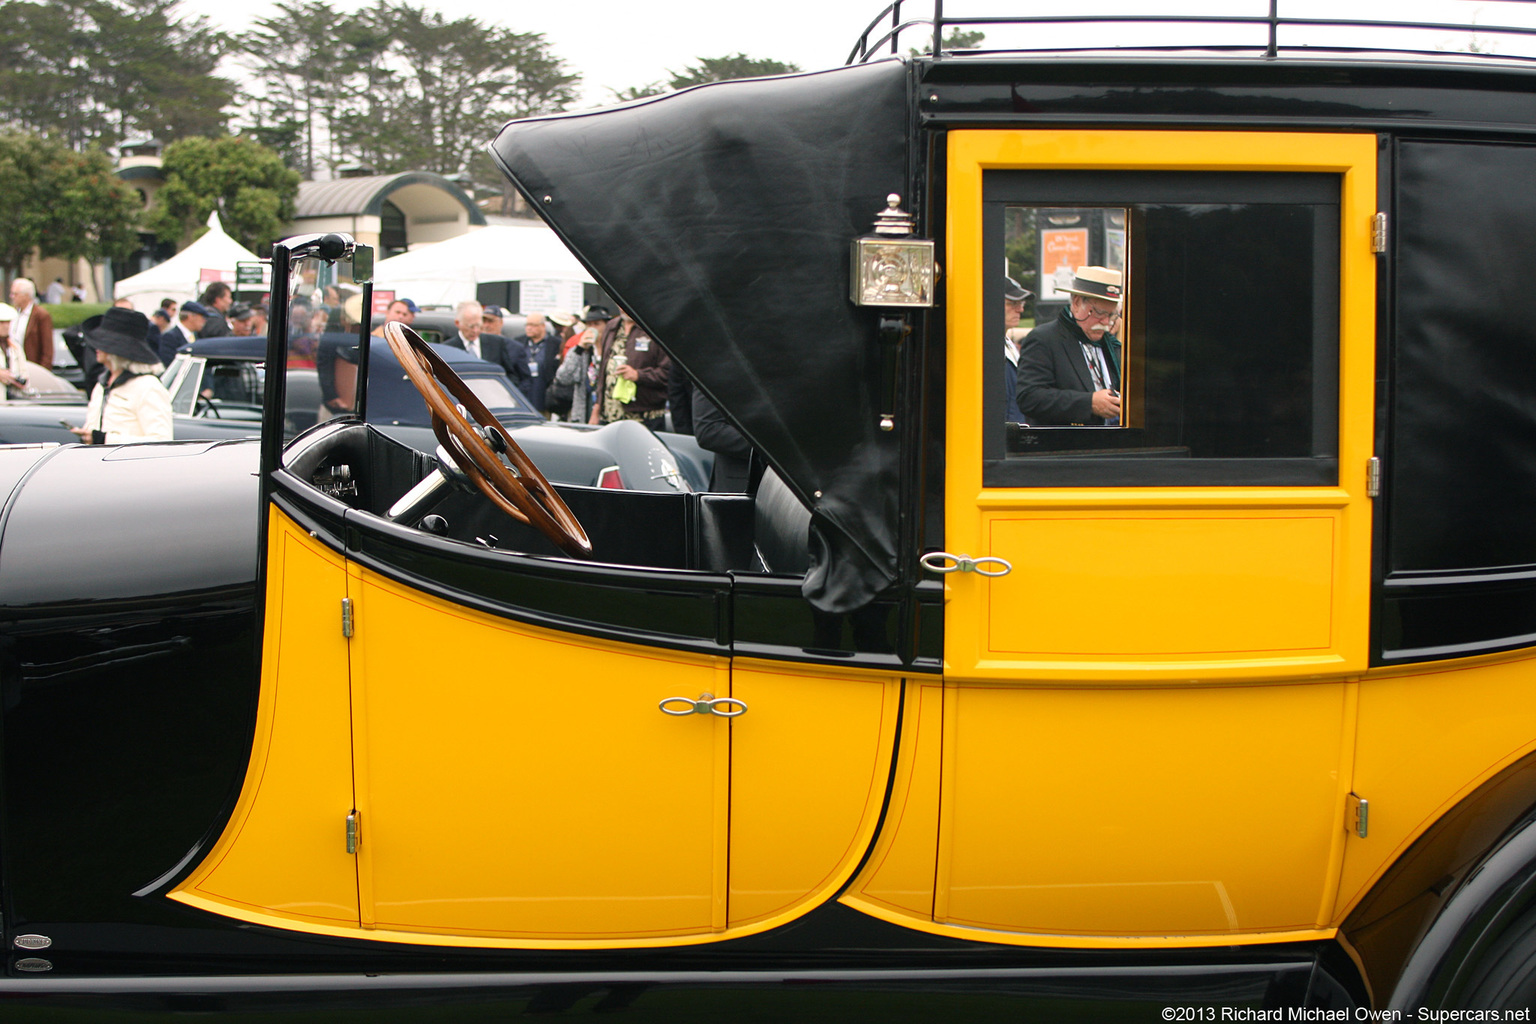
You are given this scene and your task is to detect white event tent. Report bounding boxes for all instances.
[113,210,260,311]
[370,222,594,310]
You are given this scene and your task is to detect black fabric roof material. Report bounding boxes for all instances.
[489,60,911,612]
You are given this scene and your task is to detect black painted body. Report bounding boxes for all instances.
[5,45,1536,1016]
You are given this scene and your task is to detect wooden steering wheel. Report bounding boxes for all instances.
[384,322,592,558]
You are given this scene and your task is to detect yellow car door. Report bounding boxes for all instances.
[934,130,1378,943]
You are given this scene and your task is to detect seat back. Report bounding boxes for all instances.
[753,468,811,576]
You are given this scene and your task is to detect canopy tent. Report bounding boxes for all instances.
[370,223,594,309]
[114,211,260,311]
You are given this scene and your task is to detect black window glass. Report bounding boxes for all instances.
[1389,141,1536,575]
[985,172,1339,488]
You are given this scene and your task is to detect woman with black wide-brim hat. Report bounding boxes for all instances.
[69,307,173,444]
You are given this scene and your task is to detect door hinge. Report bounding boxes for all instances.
[1371,212,1388,254]
[341,597,354,638]
[1347,793,1369,838]
[1366,456,1382,498]
[345,810,360,854]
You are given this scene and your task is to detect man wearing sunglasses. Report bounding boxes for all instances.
[1016,265,1123,426]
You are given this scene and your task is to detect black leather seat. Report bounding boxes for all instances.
[688,467,811,576]
[752,468,811,576]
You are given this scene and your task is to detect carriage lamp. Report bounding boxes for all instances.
[852,194,933,432]
[850,194,935,308]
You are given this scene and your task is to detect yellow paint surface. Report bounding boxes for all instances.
[936,681,1347,936]
[728,664,899,926]
[988,514,1335,655]
[349,567,730,940]
[172,509,359,926]
[844,681,944,919]
[1335,651,1536,920]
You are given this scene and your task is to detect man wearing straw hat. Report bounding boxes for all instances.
[1016,265,1124,426]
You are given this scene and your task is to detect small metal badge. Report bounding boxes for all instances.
[12,934,51,950]
[15,957,53,972]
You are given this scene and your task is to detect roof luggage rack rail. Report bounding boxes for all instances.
[847,0,1536,66]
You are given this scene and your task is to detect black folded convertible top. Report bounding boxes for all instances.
[489,60,911,612]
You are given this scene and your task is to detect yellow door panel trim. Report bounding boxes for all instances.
[987,514,1336,657]
[841,899,1337,951]
[974,488,1353,510]
[171,508,359,930]
[730,667,902,927]
[843,681,944,920]
[347,565,728,941]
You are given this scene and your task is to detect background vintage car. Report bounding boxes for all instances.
[0,334,710,492]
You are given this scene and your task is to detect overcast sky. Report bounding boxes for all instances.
[176,0,900,108]
[174,0,1527,110]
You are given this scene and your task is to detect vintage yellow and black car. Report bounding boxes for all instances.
[8,4,1536,1018]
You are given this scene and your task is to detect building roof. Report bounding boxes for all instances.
[294,172,486,225]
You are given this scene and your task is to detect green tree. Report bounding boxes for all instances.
[145,136,301,254]
[666,54,800,90]
[238,0,347,179]
[239,1,578,180]
[0,133,56,278]
[614,53,801,103]
[90,0,234,143]
[0,0,232,151]
[910,28,986,57]
[328,2,578,178]
[609,83,666,103]
[0,132,138,281]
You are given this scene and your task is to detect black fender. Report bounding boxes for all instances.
[0,439,263,940]
[1388,815,1536,1010]
[1340,748,1536,1008]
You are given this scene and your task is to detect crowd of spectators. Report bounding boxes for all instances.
[4,277,756,491]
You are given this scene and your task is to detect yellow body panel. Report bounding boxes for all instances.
[936,681,1347,936]
[172,515,907,948]
[728,662,900,926]
[944,130,1378,683]
[1335,650,1536,919]
[843,681,944,919]
[171,510,359,927]
[348,566,729,940]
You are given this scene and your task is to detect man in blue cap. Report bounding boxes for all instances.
[157,300,209,365]
[370,297,417,339]
[1001,275,1033,424]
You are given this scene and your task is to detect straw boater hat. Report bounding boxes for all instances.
[82,307,159,364]
[1061,266,1123,302]
[547,311,577,329]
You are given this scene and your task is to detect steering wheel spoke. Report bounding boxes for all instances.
[384,323,592,557]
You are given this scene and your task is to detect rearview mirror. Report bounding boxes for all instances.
[353,244,374,284]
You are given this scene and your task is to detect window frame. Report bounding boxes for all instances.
[985,171,1342,488]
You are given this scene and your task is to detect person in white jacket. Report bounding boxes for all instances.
[70,307,173,444]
